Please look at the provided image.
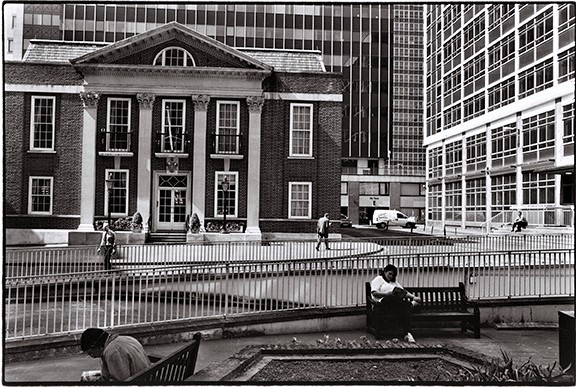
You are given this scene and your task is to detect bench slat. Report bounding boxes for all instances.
[126,332,201,382]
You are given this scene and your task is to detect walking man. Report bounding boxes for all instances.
[316,213,331,251]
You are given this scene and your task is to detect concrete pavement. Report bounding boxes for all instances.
[3,327,562,383]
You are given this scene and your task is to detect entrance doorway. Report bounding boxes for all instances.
[154,172,190,231]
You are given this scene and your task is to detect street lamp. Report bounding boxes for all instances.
[220,176,229,234]
[105,172,114,227]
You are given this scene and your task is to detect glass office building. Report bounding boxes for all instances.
[11,3,426,226]
[424,4,574,230]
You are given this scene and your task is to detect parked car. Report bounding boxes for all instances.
[340,214,353,227]
[372,210,416,229]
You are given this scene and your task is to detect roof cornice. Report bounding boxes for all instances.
[73,63,271,80]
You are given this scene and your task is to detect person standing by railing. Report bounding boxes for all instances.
[97,223,116,270]
[316,213,331,251]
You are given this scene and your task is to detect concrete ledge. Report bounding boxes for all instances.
[6,229,72,246]
[69,231,146,245]
[4,307,363,363]
[5,298,574,363]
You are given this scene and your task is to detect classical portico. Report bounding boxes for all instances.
[73,22,271,237]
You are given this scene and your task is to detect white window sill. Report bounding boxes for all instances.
[287,156,314,160]
[210,154,244,160]
[155,153,189,158]
[28,150,56,154]
[99,152,134,157]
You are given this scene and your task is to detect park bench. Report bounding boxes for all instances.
[125,332,201,382]
[365,282,480,339]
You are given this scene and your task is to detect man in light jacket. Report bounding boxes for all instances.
[316,213,331,251]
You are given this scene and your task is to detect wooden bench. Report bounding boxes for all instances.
[126,332,201,382]
[365,282,480,339]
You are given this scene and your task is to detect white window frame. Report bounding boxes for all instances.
[28,176,53,215]
[216,101,240,154]
[106,97,132,152]
[288,182,312,219]
[153,46,196,67]
[289,103,313,157]
[161,99,186,153]
[215,171,238,218]
[30,96,56,151]
[105,169,129,217]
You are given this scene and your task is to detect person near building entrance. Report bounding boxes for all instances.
[370,264,421,343]
[316,213,331,251]
[511,211,528,232]
[97,224,116,270]
[80,327,151,382]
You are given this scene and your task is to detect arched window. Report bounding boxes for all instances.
[153,47,195,67]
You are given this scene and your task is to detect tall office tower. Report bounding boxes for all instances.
[15,3,425,226]
[424,4,574,230]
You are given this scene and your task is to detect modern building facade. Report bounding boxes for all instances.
[4,22,342,242]
[7,2,426,227]
[424,4,574,230]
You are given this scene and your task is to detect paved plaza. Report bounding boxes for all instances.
[3,327,563,383]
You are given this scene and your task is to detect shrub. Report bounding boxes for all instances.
[454,350,573,383]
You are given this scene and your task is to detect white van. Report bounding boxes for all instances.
[372,210,416,229]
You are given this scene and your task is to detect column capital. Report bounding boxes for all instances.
[79,92,100,108]
[192,95,210,111]
[137,93,156,109]
[246,96,265,113]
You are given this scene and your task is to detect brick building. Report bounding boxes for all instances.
[4,22,342,243]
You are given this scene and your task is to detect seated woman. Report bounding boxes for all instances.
[370,264,421,343]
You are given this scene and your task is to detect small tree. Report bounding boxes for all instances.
[187,213,201,233]
[132,211,143,231]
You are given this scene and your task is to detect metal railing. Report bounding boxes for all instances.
[482,206,575,233]
[99,129,132,153]
[5,248,574,340]
[211,132,243,155]
[6,234,574,277]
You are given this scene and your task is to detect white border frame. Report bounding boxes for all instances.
[289,103,314,157]
[214,171,239,218]
[288,181,312,219]
[28,176,53,215]
[153,46,196,67]
[105,169,130,217]
[106,97,132,152]
[29,96,56,152]
[216,101,241,154]
[161,99,187,153]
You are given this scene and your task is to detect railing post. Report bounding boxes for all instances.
[507,250,512,299]
[224,262,229,316]
[324,258,329,307]
[415,254,420,287]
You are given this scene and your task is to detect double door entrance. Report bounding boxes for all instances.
[153,172,190,231]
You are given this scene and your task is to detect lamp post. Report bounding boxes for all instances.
[221,176,229,234]
[105,172,114,227]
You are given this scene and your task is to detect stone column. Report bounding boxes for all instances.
[136,93,155,233]
[191,95,210,232]
[245,96,264,234]
[77,92,100,231]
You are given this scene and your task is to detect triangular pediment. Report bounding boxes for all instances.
[70,21,272,71]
